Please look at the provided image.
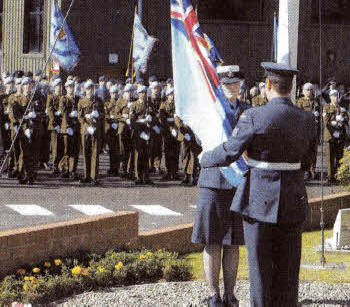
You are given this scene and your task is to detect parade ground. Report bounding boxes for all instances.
[0,147,346,233]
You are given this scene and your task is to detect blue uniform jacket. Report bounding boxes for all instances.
[198,99,251,190]
[200,97,318,224]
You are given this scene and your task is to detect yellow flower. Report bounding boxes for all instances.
[44,261,51,268]
[32,267,40,273]
[98,267,105,273]
[71,266,82,275]
[24,276,30,281]
[81,268,89,276]
[54,259,62,266]
[17,268,26,275]
[146,252,153,257]
[139,254,146,259]
[30,276,38,283]
[23,284,29,291]
[115,262,123,270]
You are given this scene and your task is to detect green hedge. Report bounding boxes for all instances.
[336,147,350,188]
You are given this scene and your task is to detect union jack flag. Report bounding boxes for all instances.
[171,0,248,187]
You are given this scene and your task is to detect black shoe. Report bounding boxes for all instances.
[134,178,144,185]
[144,179,154,185]
[192,176,198,186]
[205,294,224,307]
[7,171,16,179]
[223,294,239,307]
[52,168,60,176]
[311,171,317,180]
[80,177,91,184]
[172,173,180,181]
[60,171,70,179]
[182,175,190,185]
[91,179,100,186]
[18,177,27,185]
[161,173,171,181]
[27,177,34,185]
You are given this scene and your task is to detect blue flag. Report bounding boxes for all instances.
[50,0,80,71]
[203,33,224,68]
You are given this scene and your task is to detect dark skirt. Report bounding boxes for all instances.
[191,187,245,246]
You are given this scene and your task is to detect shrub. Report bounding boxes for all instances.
[163,260,193,282]
[336,148,350,187]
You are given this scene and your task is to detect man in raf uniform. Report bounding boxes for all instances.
[323,89,349,185]
[0,76,15,176]
[148,81,163,174]
[47,78,64,175]
[104,85,120,176]
[129,85,153,185]
[159,87,180,181]
[78,80,105,185]
[58,79,80,180]
[200,62,318,306]
[251,82,268,107]
[297,82,321,180]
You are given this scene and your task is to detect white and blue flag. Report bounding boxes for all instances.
[170,0,248,187]
[132,11,158,74]
[50,0,80,71]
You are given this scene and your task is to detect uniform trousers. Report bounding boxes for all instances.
[326,140,344,179]
[81,133,100,180]
[243,219,303,307]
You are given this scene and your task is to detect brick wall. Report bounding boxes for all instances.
[0,212,138,279]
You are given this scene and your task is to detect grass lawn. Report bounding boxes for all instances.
[183,230,350,283]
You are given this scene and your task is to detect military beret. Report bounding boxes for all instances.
[109,85,118,93]
[125,78,133,84]
[14,70,24,78]
[329,89,339,96]
[4,76,14,85]
[65,79,75,87]
[303,83,313,90]
[123,84,136,92]
[165,87,174,96]
[261,62,299,77]
[137,85,147,94]
[53,78,62,87]
[34,70,42,76]
[21,77,32,85]
[15,78,23,85]
[25,71,33,78]
[99,76,106,82]
[109,78,117,84]
[149,81,161,89]
[148,75,158,83]
[84,79,95,89]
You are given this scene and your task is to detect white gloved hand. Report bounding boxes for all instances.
[69,110,78,118]
[111,123,118,130]
[24,114,30,120]
[198,151,204,164]
[29,111,36,119]
[322,112,327,118]
[126,119,131,125]
[348,145,350,151]
[110,115,114,119]
[184,133,191,141]
[4,123,9,130]
[333,131,340,138]
[91,110,99,118]
[87,126,96,135]
[313,111,319,117]
[55,111,61,116]
[45,109,48,115]
[153,125,160,134]
[122,113,129,119]
[167,118,175,123]
[146,115,152,122]
[331,121,337,127]
[127,102,133,108]
[13,125,18,133]
[340,107,346,113]
[55,125,60,133]
[67,127,74,136]
[4,108,8,115]
[171,128,177,138]
[336,115,344,122]
[24,128,31,139]
[85,113,91,120]
[140,131,150,141]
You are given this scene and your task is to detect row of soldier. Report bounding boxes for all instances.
[0,71,201,185]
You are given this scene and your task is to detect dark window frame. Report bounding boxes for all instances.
[197,0,265,24]
[23,0,45,54]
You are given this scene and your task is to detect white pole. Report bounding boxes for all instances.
[136,0,143,80]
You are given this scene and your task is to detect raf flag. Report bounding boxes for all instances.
[50,0,80,71]
[203,33,224,68]
[132,11,158,74]
[170,0,248,187]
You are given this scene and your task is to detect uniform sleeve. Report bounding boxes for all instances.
[200,110,255,168]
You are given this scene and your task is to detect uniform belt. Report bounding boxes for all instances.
[247,158,301,171]
[136,119,146,123]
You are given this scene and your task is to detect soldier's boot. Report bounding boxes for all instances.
[182,174,190,185]
[161,173,171,181]
[134,177,144,185]
[191,175,198,186]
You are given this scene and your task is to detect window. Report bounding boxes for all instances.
[23,0,44,53]
[198,0,264,22]
[312,0,350,25]
[0,0,3,49]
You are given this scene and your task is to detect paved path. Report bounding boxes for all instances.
[0,146,346,232]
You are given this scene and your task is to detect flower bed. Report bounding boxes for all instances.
[337,148,350,189]
[0,246,193,305]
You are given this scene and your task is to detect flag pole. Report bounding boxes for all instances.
[126,6,137,79]
[0,0,76,175]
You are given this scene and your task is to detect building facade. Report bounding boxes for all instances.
[0,0,349,86]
